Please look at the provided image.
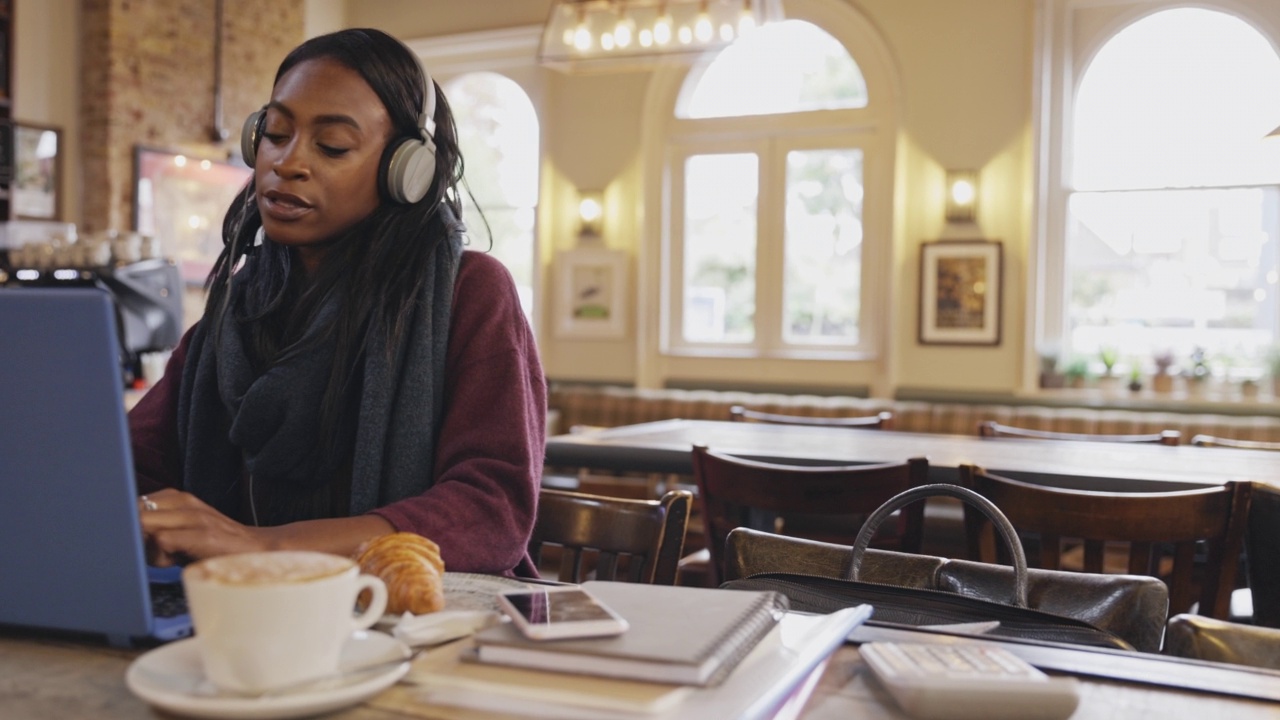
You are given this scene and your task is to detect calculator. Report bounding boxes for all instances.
[859,641,1080,720]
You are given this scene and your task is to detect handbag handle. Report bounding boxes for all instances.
[843,483,1029,608]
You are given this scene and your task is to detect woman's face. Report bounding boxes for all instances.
[254,57,393,270]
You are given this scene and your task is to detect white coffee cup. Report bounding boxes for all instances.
[182,550,388,694]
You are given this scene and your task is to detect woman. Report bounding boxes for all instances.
[128,28,544,577]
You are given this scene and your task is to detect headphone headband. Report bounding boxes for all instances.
[241,54,439,205]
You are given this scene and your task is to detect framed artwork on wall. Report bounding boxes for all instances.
[554,246,628,339]
[918,240,1003,346]
[13,123,61,220]
[133,146,252,285]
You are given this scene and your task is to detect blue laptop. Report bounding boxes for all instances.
[0,287,192,646]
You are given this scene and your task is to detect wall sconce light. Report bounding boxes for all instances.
[945,169,978,223]
[578,190,604,239]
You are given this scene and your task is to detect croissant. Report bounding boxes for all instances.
[354,532,446,615]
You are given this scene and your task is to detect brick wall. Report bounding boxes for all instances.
[79,0,304,234]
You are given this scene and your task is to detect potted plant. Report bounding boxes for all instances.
[1098,346,1120,390]
[1185,347,1211,397]
[1038,349,1064,389]
[1151,350,1175,393]
[1064,358,1090,389]
[1127,366,1144,393]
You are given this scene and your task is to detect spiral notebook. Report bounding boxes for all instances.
[470,581,789,686]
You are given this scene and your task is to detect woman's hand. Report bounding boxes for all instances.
[137,488,274,566]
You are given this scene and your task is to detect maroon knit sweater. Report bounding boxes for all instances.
[128,251,544,577]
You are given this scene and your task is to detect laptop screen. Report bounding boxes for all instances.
[0,287,180,643]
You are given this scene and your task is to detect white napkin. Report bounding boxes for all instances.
[391,609,499,647]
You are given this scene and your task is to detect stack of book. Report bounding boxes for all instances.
[406,581,873,719]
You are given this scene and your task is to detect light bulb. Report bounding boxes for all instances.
[950,179,975,206]
[678,25,693,44]
[719,23,735,41]
[738,10,757,35]
[574,25,592,51]
[694,12,713,42]
[639,27,654,47]
[614,17,633,47]
[601,33,615,51]
[563,27,574,45]
[654,14,672,45]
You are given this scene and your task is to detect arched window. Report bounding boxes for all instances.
[444,72,540,318]
[663,18,884,356]
[1040,3,1280,382]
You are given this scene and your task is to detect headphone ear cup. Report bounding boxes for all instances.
[383,135,438,204]
[241,109,265,167]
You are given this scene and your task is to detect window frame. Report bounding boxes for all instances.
[647,3,898,375]
[1032,0,1280,387]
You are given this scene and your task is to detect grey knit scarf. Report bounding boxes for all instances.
[176,227,464,525]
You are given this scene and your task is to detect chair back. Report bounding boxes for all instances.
[1247,482,1280,628]
[691,445,927,586]
[729,405,893,429]
[723,527,1169,652]
[959,465,1252,619]
[978,420,1180,445]
[1191,434,1280,451]
[530,488,692,584]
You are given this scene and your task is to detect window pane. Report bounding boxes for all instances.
[446,72,539,318]
[683,153,757,343]
[784,148,862,344]
[1067,188,1280,373]
[679,20,867,119]
[1073,9,1280,190]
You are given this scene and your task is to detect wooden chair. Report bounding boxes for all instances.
[978,420,1181,445]
[690,445,928,586]
[529,488,692,584]
[730,405,894,429]
[1191,435,1280,451]
[959,464,1252,619]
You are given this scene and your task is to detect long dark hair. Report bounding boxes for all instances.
[205,28,467,490]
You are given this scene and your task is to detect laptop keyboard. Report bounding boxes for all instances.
[149,581,189,619]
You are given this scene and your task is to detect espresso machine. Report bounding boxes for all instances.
[1,234,184,387]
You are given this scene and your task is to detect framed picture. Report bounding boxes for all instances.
[918,240,1003,346]
[554,247,628,339]
[133,145,252,285]
[12,123,61,220]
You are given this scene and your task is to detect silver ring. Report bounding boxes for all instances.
[141,495,158,512]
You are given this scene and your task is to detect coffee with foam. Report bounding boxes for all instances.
[186,551,352,586]
[181,550,388,694]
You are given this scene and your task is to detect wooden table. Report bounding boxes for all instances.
[545,419,1280,491]
[4,625,1278,719]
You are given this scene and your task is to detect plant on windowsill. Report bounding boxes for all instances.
[1185,346,1211,397]
[1038,349,1064,389]
[1127,366,1144,393]
[1097,346,1120,391]
[1064,358,1091,389]
[1151,349,1175,394]
[1267,346,1280,398]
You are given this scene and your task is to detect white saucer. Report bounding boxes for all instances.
[125,630,411,720]
[375,572,533,630]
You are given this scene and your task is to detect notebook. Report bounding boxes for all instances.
[470,581,789,686]
[0,287,192,646]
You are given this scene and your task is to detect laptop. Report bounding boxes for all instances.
[0,287,192,646]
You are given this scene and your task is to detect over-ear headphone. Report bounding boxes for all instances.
[240,64,439,205]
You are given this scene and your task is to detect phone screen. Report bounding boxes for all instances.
[502,589,618,626]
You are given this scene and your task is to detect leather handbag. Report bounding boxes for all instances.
[720,484,1148,651]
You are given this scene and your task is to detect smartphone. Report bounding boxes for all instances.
[496,587,630,640]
